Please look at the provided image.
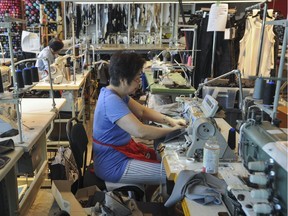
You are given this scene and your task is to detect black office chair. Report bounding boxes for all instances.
[66,117,145,200]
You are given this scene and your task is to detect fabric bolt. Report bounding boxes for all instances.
[165,170,227,207]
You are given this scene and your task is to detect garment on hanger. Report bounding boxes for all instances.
[238,15,275,78]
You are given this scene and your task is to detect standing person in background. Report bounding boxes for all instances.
[36,38,64,79]
[92,51,187,187]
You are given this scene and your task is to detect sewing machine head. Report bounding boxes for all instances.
[45,54,71,84]
[178,96,236,161]
[185,117,236,161]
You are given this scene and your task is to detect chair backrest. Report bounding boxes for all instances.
[66,117,89,175]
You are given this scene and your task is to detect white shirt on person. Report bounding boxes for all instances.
[35,46,56,79]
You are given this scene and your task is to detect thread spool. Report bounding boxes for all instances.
[250,189,270,199]
[65,64,71,81]
[249,174,268,185]
[0,72,3,93]
[153,70,159,80]
[263,81,276,105]
[23,67,32,85]
[248,161,265,171]
[253,203,272,214]
[253,77,265,99]
[227,128,236,150]
[31,66,39,82]
[75,46,79,56]
[15,69,24,88]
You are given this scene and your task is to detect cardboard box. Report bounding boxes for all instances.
[51,180,87,215]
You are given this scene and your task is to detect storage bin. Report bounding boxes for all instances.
[202,86,254,109]
[202,86,238,109]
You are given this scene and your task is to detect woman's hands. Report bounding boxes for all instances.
[163,115,187,128]
[170,118,187,127]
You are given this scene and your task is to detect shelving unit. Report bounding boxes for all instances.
[0,0,22,54]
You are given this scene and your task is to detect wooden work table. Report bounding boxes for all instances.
[32,69,91,120]
[0,98,66,216]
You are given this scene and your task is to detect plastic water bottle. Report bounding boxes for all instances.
[202,138,220,175]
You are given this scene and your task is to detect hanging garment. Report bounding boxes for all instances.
[194,16,214,89]
[162,4,170,26]
[238,16,275,78]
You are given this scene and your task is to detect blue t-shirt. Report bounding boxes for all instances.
[92,87,131,182]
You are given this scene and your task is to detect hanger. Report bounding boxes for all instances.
[252,9,273,19]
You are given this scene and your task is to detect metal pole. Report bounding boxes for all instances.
[255,3,267,76]
[7,26,23,143]
[160,3,163,45]
[174,3,179,46]
[211,31,217,77]
[128,4,131,45]
[95,4,98,46]
[63,2,67,39]
[272,20,287,121]
[171,4,175,47]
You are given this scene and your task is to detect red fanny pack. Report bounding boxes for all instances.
[93,138,159,163]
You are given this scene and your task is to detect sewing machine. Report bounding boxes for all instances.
[171,95,237,161]
[44,54,71,84]
[226,116,288,216]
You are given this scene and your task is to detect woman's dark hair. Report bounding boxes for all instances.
[48,38,64,52]
[109,51,146,86]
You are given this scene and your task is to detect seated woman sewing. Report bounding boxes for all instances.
[92,51,186,185]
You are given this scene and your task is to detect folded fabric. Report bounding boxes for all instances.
[0,155,11,169]
[0,139,15,154]
[165,170,227,207]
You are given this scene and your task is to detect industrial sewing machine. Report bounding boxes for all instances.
[225,110,287,216]
[44,54,72,84]
[175,95,237,161]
